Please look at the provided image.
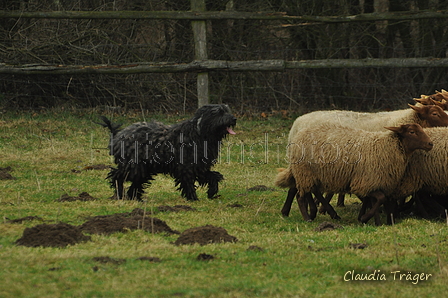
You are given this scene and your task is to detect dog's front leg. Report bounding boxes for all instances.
[205,171,224,199]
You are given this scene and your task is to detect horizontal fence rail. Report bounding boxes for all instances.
[2,58,448,75]
[1,10,448,22]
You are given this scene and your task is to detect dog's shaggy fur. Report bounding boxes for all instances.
[99,104,237,201]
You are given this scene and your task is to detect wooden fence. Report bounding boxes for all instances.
[1,0,448,107]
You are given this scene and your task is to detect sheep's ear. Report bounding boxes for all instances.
[433,100,445,108]
[414,96,435,105]
[385,126,403,134]
[408,104,422,112]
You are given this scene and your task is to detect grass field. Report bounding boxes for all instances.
[0,109,447,297]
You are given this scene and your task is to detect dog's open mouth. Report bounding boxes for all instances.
[227,127,236,135]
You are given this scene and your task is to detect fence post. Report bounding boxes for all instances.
[191,0,209,107]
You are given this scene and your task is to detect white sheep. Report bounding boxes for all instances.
[282,104,448,217]
[287,105,447,154]
[276,123,434,224]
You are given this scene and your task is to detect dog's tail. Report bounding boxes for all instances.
[274,167,296,189]
[97,116,122,136]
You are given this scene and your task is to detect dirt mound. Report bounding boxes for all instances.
[71,164,111,173]
[227,203,244,208]
[349,243,368,249]
[83,164,110,171]
[92,256,126,265]
[15,223,91,248]
[136,256,161,262]
[0,166,15,180]
[80,209,178,235]
[247,245,265,252]
[14,209,177,248]
[247,185,275,191]
[314,221,343,232]
[197,253,214,261]
[57,192,98,202]
[174,225,238,246]
[157,205,196,212]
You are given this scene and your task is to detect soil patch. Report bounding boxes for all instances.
[227,203,244,208]
[57,192,98,202]
[349,243,368,249]
[136,256,161,262]
[83,164,110,171]
[7,216,43,224]
[157,205,196,212]
[71,164,111,173]
[80,208,178,235]
[314,221,343,232]
[174,225,238,246]
[197,253,214,261]
[14,209,177,248]
[15,223,91,248]
[247,245,265,252]
[0,166,15,180]
[92,256,126,265]
[247,185,275,191]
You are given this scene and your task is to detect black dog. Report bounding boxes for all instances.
[99,104,237,201]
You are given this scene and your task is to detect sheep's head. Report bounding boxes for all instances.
[414,90,448,111]
[385,123,433,156]
[432,99,448,111]
[429,89,448,102]
[409,104,448,127]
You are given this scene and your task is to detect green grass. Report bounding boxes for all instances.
[0,109,447,297]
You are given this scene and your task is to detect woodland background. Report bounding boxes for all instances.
[1,0,448,113]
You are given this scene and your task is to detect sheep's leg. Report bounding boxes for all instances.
[358,196,382,225]
[336,193,345,207]
[319,193,334,215]
[360,191,386,224]
[414,193,430,219]
[357,197,369,222]
[373,198,382,226]
[363,197,382,226]
[313,191,341,220]
[418,191,447,218]
[396,196,408,212]
[307,193,317,220]
[281,187,297,217]
[296,192,313,222]
[425,198,447,218]
[384,199,398,225]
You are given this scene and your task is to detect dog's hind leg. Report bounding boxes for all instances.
[127,179,146,201]
[108,167,125,200]
[175,177,199,201]
[115,179,125,200]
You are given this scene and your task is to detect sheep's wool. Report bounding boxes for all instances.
[289,108,423,146]
[287,123,408,198]
[395,127,448,197]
